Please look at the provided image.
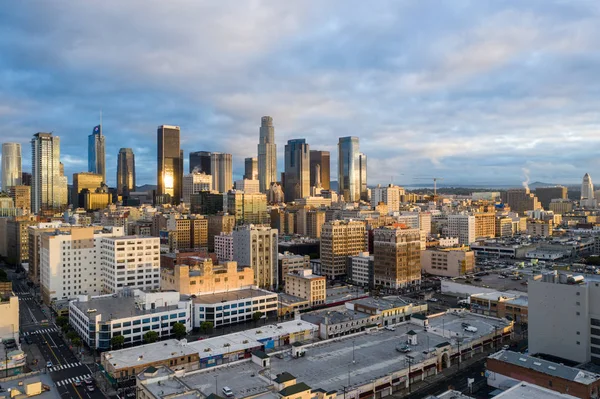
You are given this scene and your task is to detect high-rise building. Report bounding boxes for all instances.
[309,150,330,191]
[1,143,22,190]
[258,116,277,193]
[373,226,422,289]
[163,214,208,252]
[535,186,567,210]
[359,152,368,201]
[72,172,103,208]
[447,214,476,245]
[371,184,405,213]
[284,139,310,202]
[116,148,136,196]
[244,157,258,180]
[233,225,278,289]
[9,185,30,212]
[207,214,236,252]
[210,153,233,193]
[182,172,212,203]
[226,190,269,225]
[581,173,597,208]
[31,132,68,214]
[157,125,183,204]
[320,220,366,279]
[502,188,542,216]
[474,212,496,239]
[88,125,106,182]
[21,172,32,186]
[234,179,260,193]
[189,151,212,174]
[338,136,360,202]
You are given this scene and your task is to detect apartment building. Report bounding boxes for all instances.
[278,252,310,287]
[474,212,496,239]
[373,226,421,289]
[320,220,366,280]
[284,269,326,306]
[100,236,161,293]
[232,225,278,290]
[160,259,254,295]
[348,252,374,287]
[40,226,125,304]
[28,222,72,284]
[421,247,475,277]
[206,214,236,252]
[165,215,208,252]
[446,214,476,245]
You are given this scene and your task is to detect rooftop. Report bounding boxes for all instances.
[325,285,368,304]
[191,288,276,305]
[493,381,578,399]
[0,373,60,398]
[104,339,199,370]
[70,294,184,320]
[351,296,424,310]
[489,350,600,385]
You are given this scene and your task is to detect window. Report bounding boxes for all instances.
[178,312,186,317]
[123,321,131,327]
[113,323,121,328]
[133,327,141,333]
[592,338,600,346]
[143,318,150,324]
[152,317,160,322]
[133,320,141,325]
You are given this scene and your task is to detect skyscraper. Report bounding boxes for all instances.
[284,139,310,202]
[157,125,183,204]
[116,148,136,195]
[1,143,22,190]
[582,173,594,200]
[338,136,360,202]
[88,125,106,183]
[31,133,68,214]
[244,157,258,180]
[359,152,368,201]
[373,226,422,289]
[258,116,277,193]
[210,152,233,193]
[189,151,212,174]
[72,172,104,208]
[309,150,330,190]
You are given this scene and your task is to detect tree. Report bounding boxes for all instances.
[56,316,68,328]
[111,335,125,349]
[66,331,78,341]
[199,321,213,333]
[252,311,264,324]
[172,322,187,339]
[72,337,81,348]
[143,331,159,344]
[0,269,8,282]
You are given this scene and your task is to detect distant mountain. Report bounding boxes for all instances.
[136,184,157,192]
[529,181,558,189]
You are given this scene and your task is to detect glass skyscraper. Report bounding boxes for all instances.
[1,143,22,190]
[338,136,361,202]
[31,132,67,214]
[88,125,106,183]
[310,150,330,190]
[258,116,277,193]
[189,151,212,174]
[284,139,310,202]
[157,125,183,204]
[117,148,136,195]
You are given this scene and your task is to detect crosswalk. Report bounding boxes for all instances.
[49,362,82,372]
[56,373,93,387]
[22,328,58,336]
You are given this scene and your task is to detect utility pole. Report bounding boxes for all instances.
[405,355,414,393]
[456,336,465,371]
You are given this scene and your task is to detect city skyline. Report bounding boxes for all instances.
[2,2,600,187]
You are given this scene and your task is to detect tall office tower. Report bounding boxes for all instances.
[182,172,212,203]
[244,157,258,180]
[88,125,106,182]
[157,125,183,204]
[320,220,366,280]
[1,143,22,190]
[31,133,68,214]
[309,150,330,191]
[210,153,233,193]
[502,188,542,216]
[447,214,476,245]
[338,136,360,202]
[116,148,136,196]
[72,172,103,208]
[189,151,212,174]
[582,173,594,203]
[232,225,278,290]
[535,186,567,210]
[258,116,277,193]
[9,185,30,212]
[359,153,368,201]
[373,226,422,289]
[21,172,32,186]
[284,139,310,202]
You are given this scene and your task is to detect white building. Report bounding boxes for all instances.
[446,214,475,245]
[233,225,278,290]
[581,173,597,208]
[348,251,373,287]
[69,290,192,350]
[234,179,260,194]
[182,172,212,204]
[214,232,233,262]
[40,226,124,304]
[371,184,404,213]
[100,236,161,293]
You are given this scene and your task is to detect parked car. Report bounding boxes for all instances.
[46,361,53,368]
[86,385,95,392]
[384,326,395,332]
[464,326,478,333]
[396,344,411,353]
[222,387,234,397]
[74,378,82,386]
[84,378,94,386]
[461,322,471,328]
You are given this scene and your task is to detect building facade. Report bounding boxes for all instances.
[447,214,476,245]
[214,232,233,262]
[421,247,475,277]
[157,125,183,204]
[72,172,103,208]
[284,139,310,202]
[373,226,422,289]
[371,184,405,213]
[309,150,330,191]
[207,214,235,252]
[189,151,211,174]
[1,143,21,190]
[338,136,360,202]
[320,220,366,280]
[278,252,310,287]
[210,152,233,193]
[88,124,106,182]
[258,116,277,193]
[31,132,68,214]
[116,148,136,196]
[244,157,258,180]
[182,172,212,203]
[535,186,568,210]
[348,252,374,287]
[226,191,269,225]
[284,269,326,306]
[232,225,278,290]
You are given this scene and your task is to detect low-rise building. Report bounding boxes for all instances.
[284,270,326,307]
[470,292,528,324]
[526,219,553,237]
[0,292,19,343]
[421,247,475,277]
[278,252,310,288]
[69,290,192,350]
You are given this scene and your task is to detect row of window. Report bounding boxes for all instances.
[110,313,187,329]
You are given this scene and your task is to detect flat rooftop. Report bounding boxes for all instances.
[494,381,578,399]
[301,306,372,325]
[104,339,199,370]
[325,285,368,304]
[191,288,276,305]
[71,295,182,320]
[0,373,59,398]
[352,296,424,310]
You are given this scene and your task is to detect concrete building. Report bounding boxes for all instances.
[474,212,496,239]
[72,172,103,208]
[31,132,68,214]
[9,185,30,213]
[306,209,326,238]
[69,290,192,350]
[309,150,330,191]
[157,125,183,204]
[338,136,361,202]
[27,222,71,284]
[421,247,475,277]
[210,152,233,193]
[116,147,136,196]
[535,186,568,210]
[258,116,277,193]
[470,292,528,324]
[234,179,260,194]
[581,173,596,208]
[1,143,21,190]
[163,214,208,251]
[40,226,125,304]
[526,219,553,237]
[502,188,542,216]
[278,252,310,288]
[214,232,234,262]
[447,214,476,245]
[320,220,366,280]
[371,184,405,213]
[284,139,310,202]
[160,259,254,295]
[348,251,374,287]
[495,216,514,237]
[100,235,160,293]
[0,293,19,343]
[6,217,36,266]
[373,226,421,289]
[189,151,211,174]
[207,214,235,252]
[244,157,258,180]
[182,172,212,203]
[549,199,573,215]
[284,269,326,306]
[233,225,278,290]
[226,190,269,225]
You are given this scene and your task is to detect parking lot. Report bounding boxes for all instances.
[461,273,529,293]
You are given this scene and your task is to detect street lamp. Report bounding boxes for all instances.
[456,336,465,371]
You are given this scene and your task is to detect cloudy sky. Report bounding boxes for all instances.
[1,0,599,188]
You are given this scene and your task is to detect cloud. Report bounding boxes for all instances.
[1,0,600,187]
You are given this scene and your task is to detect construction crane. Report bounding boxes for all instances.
[413,177,444,196]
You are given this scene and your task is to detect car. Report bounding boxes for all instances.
[427,298,439,302]
[396,344,411,353]
[86,385,95,392]
[461,322,471,328]
[222,387,234,397]
[464,326,478,333]
[73,378,82,386]
[84,378,94,386]
[46,361,53,368]
[473,278,482,282]
[502,345,510,350]
[499,276,506,279]
[384,326,395,332]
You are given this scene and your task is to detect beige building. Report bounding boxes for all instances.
[320,220,366,280]
[207,214,235,252]
[306,210,326,238]
[226,190,269,225]
[72,172,103,208]
[496,217,513,237]
[232,225,278,289]
[28,222,72,284]
[475,212,496,239]
[160,259,254,295]
[373,225,421,289]
[527,219,553,237]
[0,294,19,342]
[284,269,326,306]
[421,247,475,277]
[549,199,573,215]
[6,217,37,266]
[165,215,208,251]
[278,252,310,287]
[9,185,30,213]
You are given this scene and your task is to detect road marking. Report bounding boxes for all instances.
[71,380,86,399]
[49,362,82,372]
[44,338,61,365]
[56,373,91,386]
[23,328,59,336]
